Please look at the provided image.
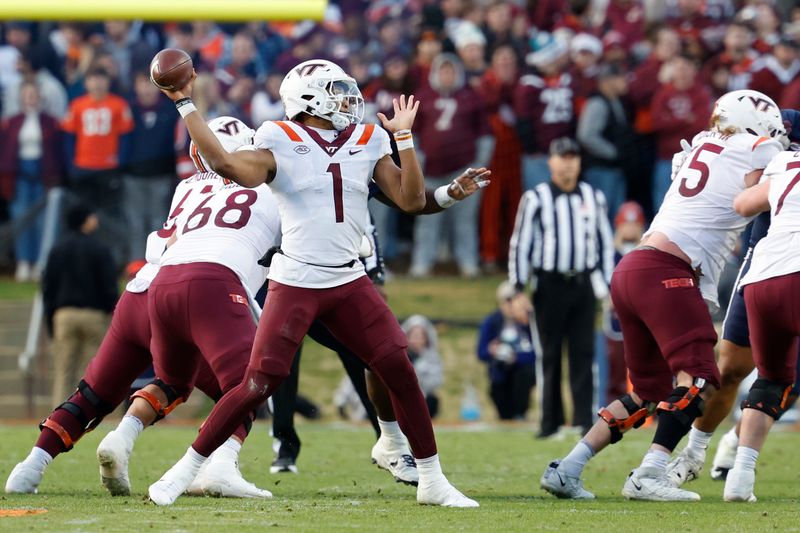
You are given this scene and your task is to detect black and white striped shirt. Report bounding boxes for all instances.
[509,181,614,290]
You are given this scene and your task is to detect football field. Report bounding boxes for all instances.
[0,423,798,532]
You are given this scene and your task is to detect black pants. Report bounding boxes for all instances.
[271,320,381,456]
[533,271,596,434]
[489,363,535,420]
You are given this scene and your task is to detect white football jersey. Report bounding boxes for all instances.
[159,180,281,298]
[741,150,800,286]
[253,120,391,288]
[645,130,782,306]
[125,172,224,293]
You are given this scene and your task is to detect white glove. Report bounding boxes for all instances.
[670,139,693,181]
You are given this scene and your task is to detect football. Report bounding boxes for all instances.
[150,48,193,91]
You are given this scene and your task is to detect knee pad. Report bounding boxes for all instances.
[598,394,656,444]
[741,378,793,420]
[653,381,706,451]
[39,380,115,450]
[130,378,185,424]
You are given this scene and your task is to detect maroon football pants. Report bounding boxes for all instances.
[37,290,233,459]
[192,276,437,459]
[744,272,800,385]
[610,249,720,403]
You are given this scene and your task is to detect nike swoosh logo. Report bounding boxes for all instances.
[349,149,363,155]
[389,461,398,467]
[632,480,642,491]
[556,472,566,487]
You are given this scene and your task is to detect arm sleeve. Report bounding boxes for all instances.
[508,191,539,289]
[577,98,618,160]
[751,138,783,170]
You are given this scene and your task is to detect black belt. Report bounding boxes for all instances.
[536,269,590,281]
[258,246,357,269]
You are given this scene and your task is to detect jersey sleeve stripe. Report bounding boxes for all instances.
[190,143,207,172]
[752,136,769,150]
[274,121,303,142]
[355,123,375,146]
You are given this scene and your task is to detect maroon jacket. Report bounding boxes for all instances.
[0,112,63,200]
[651,82,712,160]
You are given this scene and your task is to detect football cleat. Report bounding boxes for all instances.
[371,439,419,486]
[666,447,706,487]
[622,467,701,501]
[148,456,204,506]
[5,462,43,494]
[540,460,595,500]
[193,451,272,499]
[723,467,757,502]
[711,430,738,481]
[96,430,132,496]
[417,476,479,508]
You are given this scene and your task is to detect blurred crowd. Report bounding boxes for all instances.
[1,0,799,280]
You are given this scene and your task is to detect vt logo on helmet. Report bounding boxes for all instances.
[712,89,789,149]
[280,59,365,131]
[189,116,255,173]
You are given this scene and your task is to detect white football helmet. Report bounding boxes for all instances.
[190,116,255,172]
[712,90,789,148]
[279,59,365,131]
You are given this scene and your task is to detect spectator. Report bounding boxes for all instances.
[215,31,266,95]
[3,48,68,120]
[514,33,575,190]
[0,81,63,281]
[102,21,155,95]
[477,45,522,270]
[409,29,443,88]
[61,67,133,238]
[508,137,614,438]
[123,71,177,261]
[602,0,647,53]
[0,22,32,95]
[577,63,634,220]
[43,203,117,407]
[191,73,237,120]
[650,55,712,210]
[749,38,800,104]
[401,315,443,418]
[482,0,525,55]
[602,201,645,405]
[569,33,603,113]
[452,21,487,87]
[628,26,681,123]
[410,53,493,278]
[702,22,758,96]
[192,21,229,71]
[250,72,285,125]
[745,4,782,54]
[665,0,726,56]
[477,282,536,421]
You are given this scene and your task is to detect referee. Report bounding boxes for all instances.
[509,137,614,438]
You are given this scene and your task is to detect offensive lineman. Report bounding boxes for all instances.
[5,118,266,498]
[147,59,488,507]
[539,89,788,501]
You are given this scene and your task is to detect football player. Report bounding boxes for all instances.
[722,132,800,501]
[539,89,788,501]
[148,59,489,507]
[666,109,800,487]
[5,118,267,498]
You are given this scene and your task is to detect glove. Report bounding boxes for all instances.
[670,139,693,181]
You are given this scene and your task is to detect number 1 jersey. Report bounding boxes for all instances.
[253,120,392,288]
[645,131,782,306]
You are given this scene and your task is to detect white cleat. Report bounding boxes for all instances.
[371,439,419,486]
[622,466,701,501]
[148,460,203,506]
[540,460,595,499]
[195,453,272,499]
[711,430,738,481]
[5,462,43,494]
[417,476,479,508]
[96,431,132,496]
[666,447,706,487]
[723,467,757,502]
[185,462,207,496]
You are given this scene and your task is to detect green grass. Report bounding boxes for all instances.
[0,423,799,532]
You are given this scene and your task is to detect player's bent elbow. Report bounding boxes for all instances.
[405,195,427,213]
[733,196,759,217]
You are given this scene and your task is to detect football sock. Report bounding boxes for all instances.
[377,419,406,449]
[416,454,444,483]
[640,449,670,471]
[726,425,740,441]
[25,447,53,473]
[213,437,242,462]
[560,440,595,478]
[686,427,713,453]
[116,415,144,446]
[733,446,759,472]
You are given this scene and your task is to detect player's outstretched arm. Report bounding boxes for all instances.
[373,167,491,214]
[734,180,770,216]
[158,72,275,188]
[373,95,426,212]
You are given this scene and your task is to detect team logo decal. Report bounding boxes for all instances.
[294,145,311,154]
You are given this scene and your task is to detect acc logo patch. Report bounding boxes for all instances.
[294,145,311,154]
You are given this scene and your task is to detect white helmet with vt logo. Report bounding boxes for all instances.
[189,116,255,172]
[712,90,788,148]
[280,59,365,131]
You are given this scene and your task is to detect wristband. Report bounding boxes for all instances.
[393,129,414,151]
[175,98,197,118]
[434,185,457,208]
